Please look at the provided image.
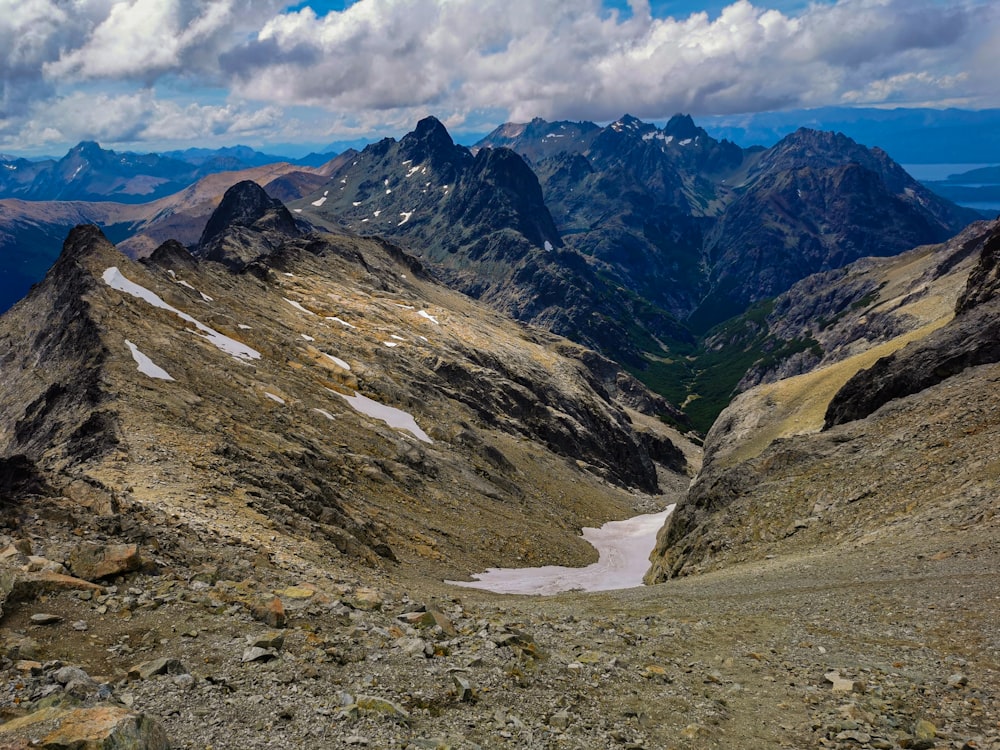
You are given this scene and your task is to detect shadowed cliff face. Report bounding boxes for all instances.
[824,222,1000,428]
[645,219,1000,582]
[0,205,692,578]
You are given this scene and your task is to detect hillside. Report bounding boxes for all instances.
[647,219,1000,580]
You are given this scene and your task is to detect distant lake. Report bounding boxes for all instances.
[903,163,999,181]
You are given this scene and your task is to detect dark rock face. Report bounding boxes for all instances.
[824,223,1000,428]
[0,226,117,468]
[196,180,302,270]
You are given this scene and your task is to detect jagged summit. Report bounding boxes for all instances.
[195,180,302,269]
[663,113,699,138]
[198,180,299,247]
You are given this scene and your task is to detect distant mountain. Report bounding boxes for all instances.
[0,142,338,205]
[296,117,695,367]
[921,164,1000,217]
[480,114,976,329]
[0,162,334,312]
[701,106,1000,164]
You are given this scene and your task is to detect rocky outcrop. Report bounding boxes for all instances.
[196,180,303,270]
[825,222,1000,427]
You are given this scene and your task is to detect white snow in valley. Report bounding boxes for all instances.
[311,196,327,207]
[264,392,285,405]
[338,390,433,443]
[200,292,213,302]
[447,505,676,595]
[417,310,439,325]
[383,341,399,348]
[238,324,252,330]
[394,303,416,310]
[301,334,315,341]
[326,316,357,329]
[102,267,261,361]
[177,280,196,291]
[398,211,413,226]
[323,352,351,370]
[406,166,421,178]
[314,408,336,421]
[679,138,693,146]
[284,298,316,315]
[373,210,382,217]
[353,201,363,207]
[124,340,174,381]
[390,334,405,341]
[544,240,553,252]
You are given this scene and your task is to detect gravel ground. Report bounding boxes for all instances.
[1,516,996,750]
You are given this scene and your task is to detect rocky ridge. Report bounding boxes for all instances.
[646,218,1000,581]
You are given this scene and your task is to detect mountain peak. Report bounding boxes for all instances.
[663,113,700,140]
[610,114,646,133]
[411,116,455,149]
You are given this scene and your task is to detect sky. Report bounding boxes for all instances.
[1,0,997,156]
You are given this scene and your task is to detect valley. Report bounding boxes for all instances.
[0,113,997,750]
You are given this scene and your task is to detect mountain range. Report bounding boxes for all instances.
[0,114,980,433]
[0,111,998,749]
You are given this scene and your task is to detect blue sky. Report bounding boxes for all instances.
[1,0,996,155]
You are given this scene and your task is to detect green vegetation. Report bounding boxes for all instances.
[626,297,823,435]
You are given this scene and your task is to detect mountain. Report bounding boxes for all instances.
[0,175,996,750]
[0,161,343,313]
[646,218,1000,580]
[482,115,977,329]
[0,142,340,205]
[0,201,689,576]
[295,117,696,368]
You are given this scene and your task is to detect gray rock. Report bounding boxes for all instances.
[30,612,62,625]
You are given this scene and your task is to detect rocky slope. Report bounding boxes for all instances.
[295,117,694,367]
[0,190,689,581]
[646,219,1000,582]
[0,194,996,750]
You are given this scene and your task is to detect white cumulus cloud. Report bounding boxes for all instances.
[0,0,996,150]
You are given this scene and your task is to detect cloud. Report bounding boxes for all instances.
[220,0,992,126]
[2,90,285,150]
[0,0,996,150]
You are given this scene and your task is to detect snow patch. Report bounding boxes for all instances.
[447,506,675,594]
[417,310,439,325]
[314,408,336,421]
[544,240,553,252]
[284,298,316,315]
[125,340,174,381]
[373,210,381,217]
[102,267,260,361]
[264,392,285,405]
[311,196,327,207]
[398,211,413,226]
[323,352,351,370]
[338,391,433,443]
[679,138,693,146]
[326,316,357,329]
[301,334,315,341]
[383,341,399,348]
[352,201,362,207]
